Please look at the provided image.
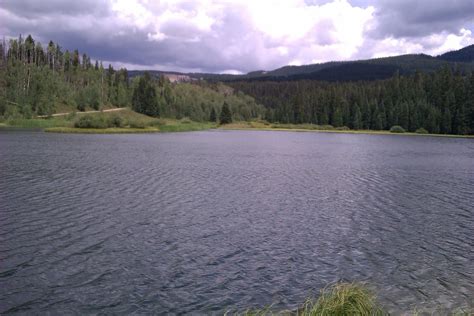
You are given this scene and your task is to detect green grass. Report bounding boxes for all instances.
[159,121,216,132]
[3,108,157,129]
[39,110,216,134]
[238,283,472,315]
[45,123,214,134]
[4,110,473,138]
[240,283,384,316]
[299,283,385,316]
[4,117,73,128]
[44,127,161,134]
[220,122,474,139]
[4,108,215,134]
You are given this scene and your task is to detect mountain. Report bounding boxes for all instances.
[131,45,474,83]
[229,52,474,82]
[438,44,474,63]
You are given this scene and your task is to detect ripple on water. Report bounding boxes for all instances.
[0,130,473,314]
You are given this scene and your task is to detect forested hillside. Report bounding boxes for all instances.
[0,35,131,117]
[198,52,474,83]
[1,35,474,135]
[230,68,474,135]
[438,45,474,63]
[0,35,265,122]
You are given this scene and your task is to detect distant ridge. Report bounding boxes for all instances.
[438,44,474,63]
[131,45,474,83]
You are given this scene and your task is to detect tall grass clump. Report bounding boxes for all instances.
[300,283,385,316]
[239,283,385,316]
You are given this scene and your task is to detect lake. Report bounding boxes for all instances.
[1,130,473,314]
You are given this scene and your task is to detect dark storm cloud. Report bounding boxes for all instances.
[371,0,474,38]
[0,0,110,18]
[0,0,154,66]
[0,0,284,72]
[1,0,473,72]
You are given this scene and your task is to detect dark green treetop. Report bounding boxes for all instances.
[132,72,159,117]
[219,102,232,124]
[210,107,217,122]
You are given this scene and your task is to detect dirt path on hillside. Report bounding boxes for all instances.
[37,108,127,118]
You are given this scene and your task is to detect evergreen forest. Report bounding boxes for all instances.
[1,35,473,135]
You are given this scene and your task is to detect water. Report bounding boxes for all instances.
[1,130,473,314]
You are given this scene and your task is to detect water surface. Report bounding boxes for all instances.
[1,130,473,314]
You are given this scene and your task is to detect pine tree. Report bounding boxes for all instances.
[441,107,452,134]
[210,107,217,122]
[352,104,362,129]
[132,72,159,117]
[219,102,232,124]
[47,41,55,70]
[72,49,80,70]
[332,107,343,127]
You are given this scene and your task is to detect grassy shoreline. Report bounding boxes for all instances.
[0,109,215,134]
[220,122,474,139]
[44,122,215,134]
[2,112,473,138]
[44,127,161,134]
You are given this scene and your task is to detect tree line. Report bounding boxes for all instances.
[229,68,474,135]
[0,35,131,117]
[2,35,473,134]
[0,35,265,122]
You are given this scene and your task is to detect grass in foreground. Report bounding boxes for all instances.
[299,283,384,316]
[241,283,384,316]
[240,283,472,316]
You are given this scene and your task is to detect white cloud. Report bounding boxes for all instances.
[1,0,473,72]
[105,0,376,71]
[362,28,474,59]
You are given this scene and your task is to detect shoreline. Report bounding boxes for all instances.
[2,119,473,138]
[220,126,474,139]
[44,127,161,134]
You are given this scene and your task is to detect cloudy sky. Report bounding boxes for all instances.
[1,0,473,73]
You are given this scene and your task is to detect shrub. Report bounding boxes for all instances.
[147,119,166,127]
[415,127,428,134]
[74,115,108,129]
[129,120,146,129]
[180,117,192,124]
[256,119,270,126]
[108,115,124,128]
[66,111,77,121]
[321,125,335,130]
[336,126,350,131]
[390,125,405,133]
